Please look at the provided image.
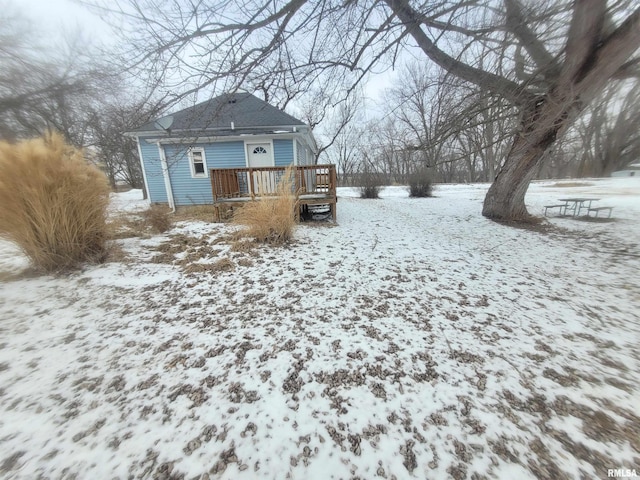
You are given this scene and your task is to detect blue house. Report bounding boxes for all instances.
[127,92,318,208]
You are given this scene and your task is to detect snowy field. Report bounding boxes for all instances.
[0,178,639,479]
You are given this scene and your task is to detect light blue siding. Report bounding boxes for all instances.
[139,137,167,203]
[274,139,294,166]
[139,137,306,206]
[163,146,211,205]
[205,141,246,169]
[162,141,246,206]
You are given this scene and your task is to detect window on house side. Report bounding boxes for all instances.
[189,149,207,177]
[253,146,267,154]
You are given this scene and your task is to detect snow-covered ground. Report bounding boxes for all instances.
[0,179,638,479]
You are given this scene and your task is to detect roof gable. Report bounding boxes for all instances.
[134,92,305,134]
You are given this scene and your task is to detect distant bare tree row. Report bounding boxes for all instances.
[0,7,163,193]
[332,64,640,187]
[328,63,517,185]
[0,10,96,145]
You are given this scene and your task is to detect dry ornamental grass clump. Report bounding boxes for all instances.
[232,167,298,245]
[144,204,172,233]
[0,132,111,271]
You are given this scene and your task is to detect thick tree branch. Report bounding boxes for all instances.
[384,0,530,105]
[559,0,606,84]
[613,56,640,79]
[504,0,560,77]
[577,6,640,100]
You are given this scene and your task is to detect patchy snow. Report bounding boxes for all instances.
[108,188,149,216]
[1,178,639,479]
[0,242,29,278]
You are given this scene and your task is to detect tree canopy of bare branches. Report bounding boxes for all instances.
[93,0,640,221]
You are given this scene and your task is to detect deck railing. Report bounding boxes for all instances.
[210,164,336,200]
[209,164,337,221]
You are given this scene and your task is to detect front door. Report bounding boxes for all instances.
[247,143,273,167]
[247,143,275,194]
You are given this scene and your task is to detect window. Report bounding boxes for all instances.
[189,148,207,178]
[253,146,267,154]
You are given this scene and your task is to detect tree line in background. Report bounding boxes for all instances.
[1,1,639,222]
[89,0,640,222]
[0,7,162,195]
[330,65,640,187]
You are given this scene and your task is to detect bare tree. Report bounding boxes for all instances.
[0,6,167,198]
[299,93,362,163]
[0,9,105,146]
[571,83,640,176]
[390,0,640,220]
[384,64,518,184]
[369,118,414,184]
[452,93,518,183]
[94,0,640,221]
[386,66,462,178]
[87,96,164,193]
[328,122,364,186]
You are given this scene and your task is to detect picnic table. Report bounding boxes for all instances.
[544,198,613,218]
[559,198,600,217]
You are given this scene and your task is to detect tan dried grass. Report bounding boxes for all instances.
[107,215,148,239]
[105,243,130,263]
[232,166,298,245]
[183,258,235,274]
[230,238,258,253]
[173,205,218,222]
[236,258,254,267]
[0,132,111,271]
[143,204,172,233]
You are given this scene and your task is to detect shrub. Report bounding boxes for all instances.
[232,167,297,244]
[0,133,111,271]
[360,184,381,199]
[144,204,172,233]
[408,167,434,198]
[358,168,383,199]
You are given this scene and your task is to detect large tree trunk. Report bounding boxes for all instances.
[482,137,551,221]
[482,102,563,221]
[389,0,640,222]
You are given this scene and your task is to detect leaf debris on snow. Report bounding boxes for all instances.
[0,179,639,479]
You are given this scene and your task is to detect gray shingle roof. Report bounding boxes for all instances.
[133,92,305,134]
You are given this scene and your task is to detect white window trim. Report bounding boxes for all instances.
[188,147,208,178]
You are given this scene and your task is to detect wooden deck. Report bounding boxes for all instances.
[210,165,337,221]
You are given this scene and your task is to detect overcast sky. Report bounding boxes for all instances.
[10,0,394,115]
